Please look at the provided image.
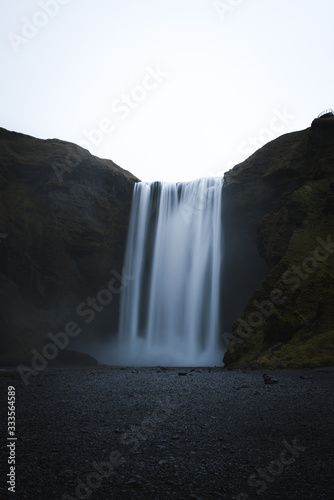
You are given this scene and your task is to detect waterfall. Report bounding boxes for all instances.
[115,177,224,366]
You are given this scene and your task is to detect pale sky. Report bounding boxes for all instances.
[1,0,333,182]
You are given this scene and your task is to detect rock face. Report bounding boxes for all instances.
[0,128,139,363]
[222,116,334,368]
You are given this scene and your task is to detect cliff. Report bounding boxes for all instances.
[0,128,139,364]
[222,115,334,368]
[1,118,333,370]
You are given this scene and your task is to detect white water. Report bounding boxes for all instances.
[114,177,224,366]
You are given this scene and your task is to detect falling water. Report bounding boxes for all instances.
[115,177,224,366]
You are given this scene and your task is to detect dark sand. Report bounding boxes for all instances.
[0,366,333,499]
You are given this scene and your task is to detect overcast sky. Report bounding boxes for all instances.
[1,0,333,181]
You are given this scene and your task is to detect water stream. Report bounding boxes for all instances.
[115,177,224,366]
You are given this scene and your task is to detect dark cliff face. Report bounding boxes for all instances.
[222,116,334,368]
[0,128,139,363]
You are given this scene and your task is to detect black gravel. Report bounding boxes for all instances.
[0,366,333,499]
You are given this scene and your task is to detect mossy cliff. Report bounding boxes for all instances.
[0,128,139,363]
[222,115,334,368]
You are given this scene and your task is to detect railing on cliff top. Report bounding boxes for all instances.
[318,109,334,118]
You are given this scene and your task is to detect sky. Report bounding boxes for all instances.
[1,0,334,182]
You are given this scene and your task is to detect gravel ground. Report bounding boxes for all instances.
[0,365,333,500]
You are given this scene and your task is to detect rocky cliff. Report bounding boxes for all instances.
[0,128,138,364]
[222,115,334,368]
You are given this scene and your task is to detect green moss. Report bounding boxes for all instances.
[223,120,334,369]
[252,330,334,369]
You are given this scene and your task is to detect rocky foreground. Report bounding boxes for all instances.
[0,366,333,499]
